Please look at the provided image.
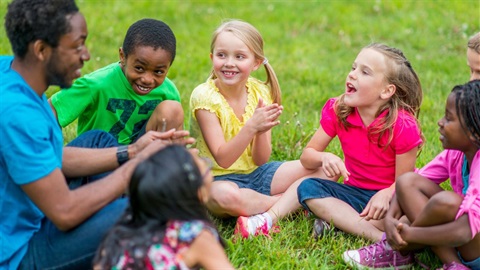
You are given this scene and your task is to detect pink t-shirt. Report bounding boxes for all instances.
[320,98,422,190]
[418,150,480,238]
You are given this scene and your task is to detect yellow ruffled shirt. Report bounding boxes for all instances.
[189,77,273,176]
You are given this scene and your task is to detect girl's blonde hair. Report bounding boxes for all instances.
[209,19,281,104]
[335,43,424,149]
[468,32,480,54]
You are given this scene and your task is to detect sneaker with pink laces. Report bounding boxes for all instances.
[436,262,470,270]
[234,213,273,239]
[343,239,414,269]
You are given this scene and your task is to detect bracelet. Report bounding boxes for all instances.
[116,145,129,165]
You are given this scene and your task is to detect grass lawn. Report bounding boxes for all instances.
[1,0,479,268]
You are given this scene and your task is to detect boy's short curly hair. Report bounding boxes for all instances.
[5,0,79,58]
[122,18,176,64]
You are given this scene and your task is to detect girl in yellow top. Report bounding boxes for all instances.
[189,20,324,232]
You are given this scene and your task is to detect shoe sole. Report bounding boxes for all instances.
[234,216,250,239]
[342,252,413,270]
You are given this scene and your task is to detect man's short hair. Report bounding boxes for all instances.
[5,0,79,58]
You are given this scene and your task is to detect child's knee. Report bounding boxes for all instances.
[396,172,421,191]
[150,101,184,130]
[211,188,241,208]
[430,191,462,211]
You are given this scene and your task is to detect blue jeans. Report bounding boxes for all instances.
[459,251,480,270]
[214,161,283,195]
[297,178,378,213]
[66,130,119,188]
[18,130,128,270]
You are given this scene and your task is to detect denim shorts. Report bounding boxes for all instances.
[459,251,480,270]
[297,178,378,213]
[214,161,282,195]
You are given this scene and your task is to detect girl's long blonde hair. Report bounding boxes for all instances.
[335,43,424,149]
[209,19,281,104]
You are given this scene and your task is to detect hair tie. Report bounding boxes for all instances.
[183,163,196,181]
[263,58,268,65]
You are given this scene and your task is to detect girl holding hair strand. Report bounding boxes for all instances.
[189,19,324,230]
[344,80,480,270]
[93,145,234,270]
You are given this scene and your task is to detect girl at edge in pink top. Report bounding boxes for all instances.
[344,80,480,270]
[239,43,424,240]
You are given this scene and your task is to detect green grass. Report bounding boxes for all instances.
[1,0,479,268]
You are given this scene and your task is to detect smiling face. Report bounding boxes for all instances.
[120,45,172,95]
[210,31,261,90]
[344,48,393,110]
[467,48,480,81]
[46,12,90,88]
[437,93,473,152]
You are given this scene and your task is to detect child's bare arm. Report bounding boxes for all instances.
[251,129,272,166]
[384,196,408,250]
[300,126,348,179]
[399,215,472,247]
[361,147,419,221]
[249,99,283,165]
[196,109,256,168]
[195,101,282,168]
[186,230,235,270]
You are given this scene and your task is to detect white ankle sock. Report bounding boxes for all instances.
[247,213,272,234]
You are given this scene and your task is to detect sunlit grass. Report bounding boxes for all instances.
[1,0,478,268]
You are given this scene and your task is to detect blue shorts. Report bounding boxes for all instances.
[297,178,378,213]
[459,251,480,270]
[214,161,282,195]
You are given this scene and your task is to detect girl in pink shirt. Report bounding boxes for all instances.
[236,43,423,240]
[344,80,480,269]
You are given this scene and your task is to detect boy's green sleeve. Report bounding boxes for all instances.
[50,77,96,127]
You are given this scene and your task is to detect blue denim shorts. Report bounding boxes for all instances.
[459,251,480,270]
[214,161,282,195]
[297,178,377,213]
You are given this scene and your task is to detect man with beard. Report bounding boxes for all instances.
[0,0,193,269]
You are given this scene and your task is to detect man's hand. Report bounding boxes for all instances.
[131,129,195,158]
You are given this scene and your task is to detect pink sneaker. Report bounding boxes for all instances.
[234,215,276,239]
[343,239,414,269]
[436,262,470,270]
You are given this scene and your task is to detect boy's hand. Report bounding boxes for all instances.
[170,130,195,146]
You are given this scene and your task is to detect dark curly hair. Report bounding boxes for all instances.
[5,0,79,58]
[122,18,176,64]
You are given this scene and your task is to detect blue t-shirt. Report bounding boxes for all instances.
[0,56,63,269]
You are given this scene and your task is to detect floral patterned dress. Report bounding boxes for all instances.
[113,220,219,270]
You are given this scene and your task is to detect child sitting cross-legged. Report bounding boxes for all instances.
[343,80,480,270]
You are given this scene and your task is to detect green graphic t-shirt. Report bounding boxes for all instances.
[51,62,180,144]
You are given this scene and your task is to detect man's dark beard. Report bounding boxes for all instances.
[45,52,72,89]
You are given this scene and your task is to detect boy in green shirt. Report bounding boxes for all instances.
[50,18,183,145]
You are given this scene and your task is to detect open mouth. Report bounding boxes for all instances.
[346,82,357,94]
[135,84,152,93]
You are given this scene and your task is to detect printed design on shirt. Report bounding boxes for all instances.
[106,98,160,142]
